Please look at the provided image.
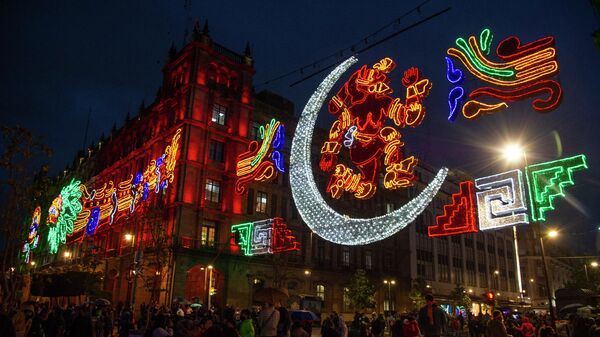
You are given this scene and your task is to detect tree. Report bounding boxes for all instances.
[347,269,375,311]
[0,126,52,309]
[409,278,428,311]
[563,261,600,293]
[449,284,472,313]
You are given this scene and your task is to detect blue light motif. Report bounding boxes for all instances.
[86,207,100,236]
[445,57,464,84]
[447,86,465,122]
[271,151,285,173]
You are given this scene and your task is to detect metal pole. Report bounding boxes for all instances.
[207,267,213,309]
[585,264,589,282]
[204,267,208,305]
[387,284,391,311]
[539,233,556,328]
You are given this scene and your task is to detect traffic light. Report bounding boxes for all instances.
[485,291,495,304]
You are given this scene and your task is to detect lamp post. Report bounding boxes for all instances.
[207,265,214,309]
[124,233,135,306]
[501,143,528,303]
[584,261,598,281]
[304,270,311,294]
[383,280,396,311]
[539,229,558,327]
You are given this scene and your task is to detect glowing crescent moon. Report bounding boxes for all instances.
[290,56,448,245]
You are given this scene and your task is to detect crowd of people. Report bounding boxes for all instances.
[1,294,599,337]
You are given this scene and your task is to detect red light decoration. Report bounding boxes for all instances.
[74,129,182,234]
[428,181,478,237]
[231,217,300,256]
[235,119,285,195]
[320,57,432,200]
[485,291,495,303]
[446,29,562,120]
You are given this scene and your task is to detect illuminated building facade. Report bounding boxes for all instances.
[29,27,522,315]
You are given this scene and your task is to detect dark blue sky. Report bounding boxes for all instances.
[1,0,599,252]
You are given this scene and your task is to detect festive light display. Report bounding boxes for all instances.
[319,57,432,200]
[475,170,528,231]
[290,56,448,245]
[22,207,41,263]
[429,181,478,237]
[235,119,285,194]
[75,128,182,234]
[525,154,588,221]
[428,155,588,237]
[231,218,299,256]
[446,29,562,120]
[48,179,83,254]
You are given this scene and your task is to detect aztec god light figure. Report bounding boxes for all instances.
[319,57,432,199]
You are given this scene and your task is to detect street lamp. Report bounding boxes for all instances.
[584,261,599,281]
[63,251,72,259]
[383,280,396,311]
[207,265,214,309]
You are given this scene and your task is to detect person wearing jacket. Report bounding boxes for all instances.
[517,317,536,337]
[418,295,447,337]
[403,315,420,337]
[239,309,255,337]
[486,311,509,337]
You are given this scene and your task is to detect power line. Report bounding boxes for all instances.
[256,0,449,88]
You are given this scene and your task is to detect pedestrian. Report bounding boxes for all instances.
[538,320,555,337]
[276,304,291,337]
[0,311,17,337]
[417,295,447,337]
[402,315,420,337]
[322,318,340,337]
[258,303,280,337]
[291,322,308,337]
[517,317,536,337]
[118,306,132,337]
[371,315,385,337]
[486,310,509,337]
[239,309,255,337]
[13,303,34,337]
[71,306,94,337]
[104,307,114,337]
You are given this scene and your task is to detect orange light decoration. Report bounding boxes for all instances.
[445,28,562,120]
[235,119,285,195]
[428,181,478,237]
[74,128,182,234]
[320,57,432,200]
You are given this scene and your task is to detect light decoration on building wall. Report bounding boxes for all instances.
[525,155,588,222]
[475,169,529,231]
[446,28,562,121]
[231,218,300,256]
[289,56,448,245]
[48,179,83,254]
[235,119,285,194]
[22,206,41,262]
[428,156,588,237]
[319,57,432,200]
[76,128,182,235]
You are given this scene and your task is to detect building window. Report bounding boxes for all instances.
[365,251,372,270]
[343,287,351,311]
[342,247,350,267]
[209,141,225,162]
[205,179,220,203]
[249,121,261,140]
[255,191,268,213]
[211,104,227,125]
[201,221,216,247]
[316,284,325,300]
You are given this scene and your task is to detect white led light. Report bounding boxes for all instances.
[475,169,529,231]
[289,56,447,245]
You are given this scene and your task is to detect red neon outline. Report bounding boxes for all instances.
[496,36,555,62]
[270,217,300,253]
[428,181,478,237]
[469,79,562,112]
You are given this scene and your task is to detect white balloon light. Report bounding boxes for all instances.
[289,56,448,245]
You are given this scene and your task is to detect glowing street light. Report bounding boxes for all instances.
[547,230,559,238]
[502,143,526,163]
[383,279,396,311]
[304,270,311,275]
[63,251,72,258]
[124,233,134,242]
[591,262,599,268]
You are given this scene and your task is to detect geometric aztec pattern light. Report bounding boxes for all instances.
[231,218,299,256]
[428,155,588,237]
[446,28,562,121]
[235,119,285,195]
[525,154,588,222]
[475,169,529,231]
[290,56,448,245]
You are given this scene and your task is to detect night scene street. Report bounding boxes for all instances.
[1,1,600,337]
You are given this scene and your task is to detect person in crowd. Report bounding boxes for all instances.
[418,295,447,337]
[239,309,255,337]
[13,303,34,337]
[538,320,555,337]
[276,304,291,337]
[402,315,420,337]
[486,310,509,337]
[391,316,404,337]
[258,303,280,337]
[332,312,348,337]
[290,322,308,337]
[322,318,340,337]
[517,317,536,337]
[148,314,171,337]
[71,306,94,337]
[119,306,132,337]
[0,310,17,337]
[371,314,385,337]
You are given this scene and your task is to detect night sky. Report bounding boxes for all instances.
[1,1,599,252]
